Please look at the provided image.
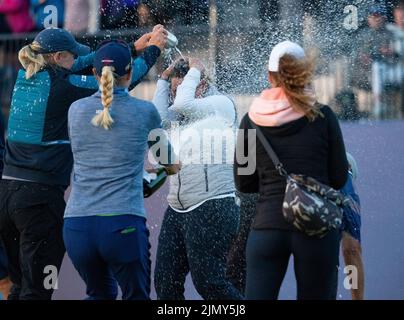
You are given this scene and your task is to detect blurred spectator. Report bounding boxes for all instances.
[99,0,208,30]
[137,0,208,28]
[65,0,90,33]
[0,43,19,116]
[334,90,368,121]
[351,4,394,91]
[100,0,140,30]
[138,0,175,27]
[387,0,404,59]
[0,0,35,33]
[137,1,155,27]
[352,3,404,119]
[387,0,404,117]
[387,1,404,56]
[0,13,10,33]
[30,0,64,30]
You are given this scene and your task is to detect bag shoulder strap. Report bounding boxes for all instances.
[249,117,288,177]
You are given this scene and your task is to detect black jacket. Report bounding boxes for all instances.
[234,105,348,230]
[0,111,4,176]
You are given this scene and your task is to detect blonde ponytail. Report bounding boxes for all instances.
[92,66,115,130]
[271,54,321,121]
[18,42,47,79]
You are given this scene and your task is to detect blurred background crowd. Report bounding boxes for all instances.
[0,0,404,122]
[0,0,210,33]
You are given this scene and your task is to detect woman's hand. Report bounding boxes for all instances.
[152,24,165,32]
[134,32,152,53]
[163,162,182,175]
[149,25,168,51]
[160,64,174,80]
[189,58,205,73]
[160,57,190,80]
[145,167,158,174]
[146,162,181,175]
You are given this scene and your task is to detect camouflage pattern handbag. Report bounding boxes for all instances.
[282,174,348,237]
[250,119,348,238]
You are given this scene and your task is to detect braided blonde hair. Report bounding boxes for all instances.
[91,66,115,130]
[18,41,48,79]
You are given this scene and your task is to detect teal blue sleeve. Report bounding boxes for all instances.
[30,0,42,7]
[68,46,160,91]
[131,57,149,86]
[71,52,95,73]
[68,74,99,90]
[128,45,161,90]
[68,56,148,91]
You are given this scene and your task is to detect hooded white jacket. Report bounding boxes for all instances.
[152,68,237,211]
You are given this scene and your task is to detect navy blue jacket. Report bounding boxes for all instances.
[3,45,160,187]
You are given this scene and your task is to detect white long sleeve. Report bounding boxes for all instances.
[152,79,171,126]
[171,68,236,125]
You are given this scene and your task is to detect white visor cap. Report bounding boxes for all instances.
[268,41,305,72]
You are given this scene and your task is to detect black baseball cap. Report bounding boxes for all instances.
[33,28,90,56]
[94,40,132,77]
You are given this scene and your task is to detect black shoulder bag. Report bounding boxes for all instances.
[250,119,348,238]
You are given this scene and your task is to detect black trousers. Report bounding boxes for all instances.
[246,228,340,300]
[226,192,258,294]
[0,180,66,300]
[154,198,243,300]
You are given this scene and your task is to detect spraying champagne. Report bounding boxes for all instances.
[164,30,185,63]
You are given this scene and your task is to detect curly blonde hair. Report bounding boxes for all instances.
[270,54,321,121]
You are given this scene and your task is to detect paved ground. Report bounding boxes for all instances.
[53,120,404,300]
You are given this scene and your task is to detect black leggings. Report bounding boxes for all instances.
[246,229,340,300]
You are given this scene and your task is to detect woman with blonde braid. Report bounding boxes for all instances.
[64,40,180,300]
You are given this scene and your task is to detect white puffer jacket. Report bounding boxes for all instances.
[152,68,237,210]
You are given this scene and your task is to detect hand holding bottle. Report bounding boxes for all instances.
[163,162,182,175]
[134,32,152,53]
[143,162,181,198]
[149,25,168,51]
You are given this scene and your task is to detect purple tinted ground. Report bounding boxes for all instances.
[54,121,404,300]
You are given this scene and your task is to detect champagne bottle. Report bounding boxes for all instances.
[143,167,168,198]
[166,31,178,49]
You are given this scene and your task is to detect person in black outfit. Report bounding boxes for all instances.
[226,191,258,295]
[0,110,4,178]
[234,41,348,300]
[0,110,13,300]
